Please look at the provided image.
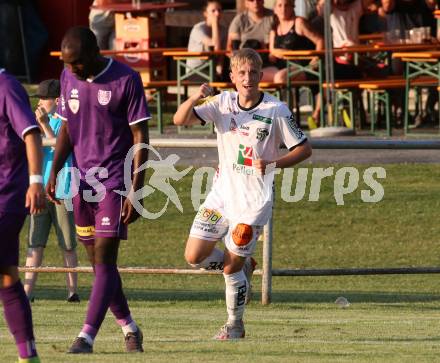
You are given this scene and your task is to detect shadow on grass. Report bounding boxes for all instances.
[32,285,440,304]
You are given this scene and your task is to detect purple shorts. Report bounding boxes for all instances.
[72,190,127,245]
[0,212,26,267]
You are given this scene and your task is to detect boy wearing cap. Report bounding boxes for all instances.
[24,79,80,303]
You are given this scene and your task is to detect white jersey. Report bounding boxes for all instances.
[194,91,307,225]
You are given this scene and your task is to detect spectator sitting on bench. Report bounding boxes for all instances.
[380,0,437,127]
[227,0,274,81]
[187,1,228,81]
[268,0,324,128]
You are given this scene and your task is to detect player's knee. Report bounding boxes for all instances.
[184,251,203,267]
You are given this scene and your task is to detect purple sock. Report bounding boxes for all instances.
[109,273,133,326]
[82,264,119,339]
[0,280,38,358]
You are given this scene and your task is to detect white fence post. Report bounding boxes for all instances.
[262,216,273,305]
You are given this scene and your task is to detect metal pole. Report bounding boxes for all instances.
[17,6,31,83]
[41,137,440,151]
[262,215,273,305]
[323,0,335,126]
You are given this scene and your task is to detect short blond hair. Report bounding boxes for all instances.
[230,48,263,71]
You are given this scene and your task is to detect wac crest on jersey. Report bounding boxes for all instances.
[256,128,269,142]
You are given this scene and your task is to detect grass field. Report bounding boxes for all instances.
[1,163,440,362]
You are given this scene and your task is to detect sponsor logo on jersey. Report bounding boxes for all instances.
[70,89,79,99]
[68,88,80,113]
[252,114,272,124]
[101,216,111,226]
[196,207,222,224]
[239,124,249,136]
[287,114,305,139]
[75,225,95,237]
[97,90,112,105]
[232,223,253,246]
[232,163,255,176]
[193,219,220,234]
[256,128,269,142]
[229,118,238,132]
[60,95,66,112]
[237,144,253,166]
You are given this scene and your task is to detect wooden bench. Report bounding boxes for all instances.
[321,79,369,130]
[319,77,438,134]
[359,77,438,136]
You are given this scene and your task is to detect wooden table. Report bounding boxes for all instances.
[49,47,186,58]
[91,2,188,12]
[278,43,440,127]
[359,33,384,44]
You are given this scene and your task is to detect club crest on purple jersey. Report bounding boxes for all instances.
[68,88,80,114]
[68,99,79,114]
[97,90,112,105]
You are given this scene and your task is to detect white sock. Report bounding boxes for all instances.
[121,321,138,336]
[190,248,224,270]
[78,332,94,346]
[224,270,248,325]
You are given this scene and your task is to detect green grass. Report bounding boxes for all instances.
[2,164,440,362]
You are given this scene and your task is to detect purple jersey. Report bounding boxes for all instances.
[56,59,150,189]
[0,69,39,214]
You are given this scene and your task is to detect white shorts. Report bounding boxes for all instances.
[189,188,263,257]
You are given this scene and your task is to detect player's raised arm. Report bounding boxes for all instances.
[173,83,213,126]
[24,129,45,214]
[46,121,73,203]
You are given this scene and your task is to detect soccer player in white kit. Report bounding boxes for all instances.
[174,48,312,339]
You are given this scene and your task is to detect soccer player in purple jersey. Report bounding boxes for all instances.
[0,69,45,363]
[46,27,150,354]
